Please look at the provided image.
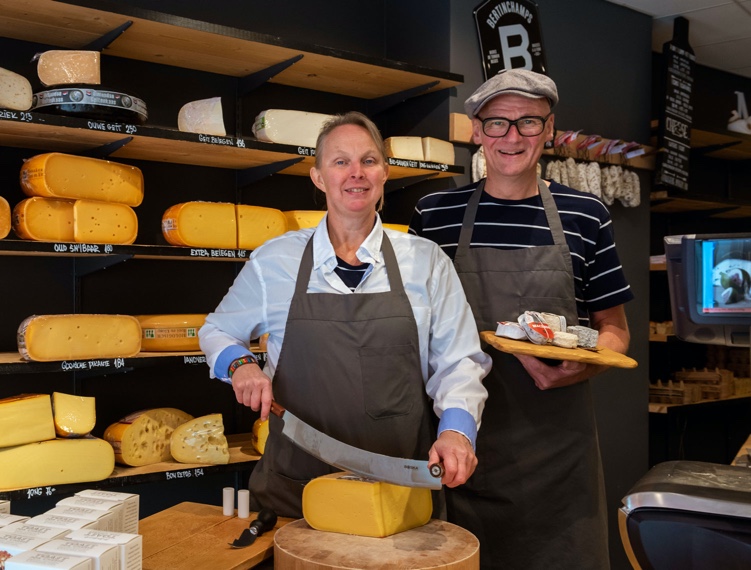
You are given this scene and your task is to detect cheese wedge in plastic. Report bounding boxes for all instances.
[177,96,226,136]
[0,437,114,490]
[52,392,96,438]
[17,314,142,362]
[0,195,11,239]
[20,153,144,206]
[12,197,75,242]
[135,314,206,352]
[251,417,269,455]
[73,199,138,245]
[169,413,229,464]
[236,205,287,249]
[37,50,101,87]
[0,67,32,111]
[0,394,55,448]
[283,210,325,231]
[162,201,236,249]
[384,136,424,160]
[103,408,193,466]
[302,471,432,538]
[252,109,334,148]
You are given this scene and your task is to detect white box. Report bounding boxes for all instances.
[0,531,51,557]
[74,492,138,535]
[65,530,142,570]
[26,514,100,532]
[56,498,124,533]
[5,550,93,570]
[0,500,10,514]
[43,509,115,533]
[0,514,29,529]
[2,522,68,541]
[36,539,118,570]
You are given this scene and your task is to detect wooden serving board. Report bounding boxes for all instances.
[481,331,638,369]
[274,518,479,569]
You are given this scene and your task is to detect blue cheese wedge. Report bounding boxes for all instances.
[566,325,599,349]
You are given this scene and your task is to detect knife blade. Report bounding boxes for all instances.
[270,401,444,490]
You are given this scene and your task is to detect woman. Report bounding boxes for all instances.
[199,111,490,518]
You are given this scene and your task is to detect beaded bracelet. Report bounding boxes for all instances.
[228,354,258,378]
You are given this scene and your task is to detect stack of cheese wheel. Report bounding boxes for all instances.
[14,152,143,244]
[0,393,114,490]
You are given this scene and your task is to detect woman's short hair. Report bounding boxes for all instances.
[314,111,388,169]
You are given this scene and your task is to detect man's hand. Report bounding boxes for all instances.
[428,430,478,487]
[230,362,273,420]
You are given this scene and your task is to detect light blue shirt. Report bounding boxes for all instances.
[199,214,490,447]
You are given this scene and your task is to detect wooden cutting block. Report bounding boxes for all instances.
[274,518,479,569]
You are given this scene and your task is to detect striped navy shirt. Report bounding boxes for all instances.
[335,257,370,291]
[409,181,633,325]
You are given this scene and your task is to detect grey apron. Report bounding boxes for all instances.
[447,180,609,570]
[248,232,434,519]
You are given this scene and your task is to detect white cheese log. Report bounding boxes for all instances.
[169,413,229,464]
[37,50,101,87]
[0,67,32,111]
[252,109,334,147]
[177,96,226,136]
[0,394,55,448]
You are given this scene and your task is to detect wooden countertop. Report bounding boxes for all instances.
[140,502,293,570]
[732,434,751,467]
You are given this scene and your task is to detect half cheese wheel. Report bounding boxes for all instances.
[0,195,11,239]
[104,408,193,466]
[135,314,206,352]
[17,314,142,362]
[283,210,325,231]
[0,393,56,448]
[169,413,229,464]
[20,153,144,206]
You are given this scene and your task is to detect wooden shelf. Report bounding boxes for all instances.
[691,128,751,161]
[0,433,259,501]
[649,394,751,414]
[650,191,751,218]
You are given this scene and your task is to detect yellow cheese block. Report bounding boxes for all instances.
[73,199,138,244]
[36,50,101,87]
[0,437,114,490]
[382,223,409,233]
[52,392,96,438]
[103,408,194,466]
[384,136,424,160]
[0,195,11,239]
[17,314,142,362]
[283,210,325,230]
[161,201,236,249]
[422,137,455,165]
[0,394,55,448]
[302,471,432,538]
[169,413,229,464]
[135,314,206,352]
[251,418,269,455]
[12,197,75,242]
[236,205,287,249]
[20,153,144,207]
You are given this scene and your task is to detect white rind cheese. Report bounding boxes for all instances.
[169,413,230,465]
[495,321,526,340]
[252,109,334,148]
[37,50,101,87]
[0,394,55,448]
[552,331,578,349]
[177,96,226,136]
[0,67,33,111]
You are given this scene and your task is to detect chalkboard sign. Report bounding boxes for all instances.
[655,17,695,191]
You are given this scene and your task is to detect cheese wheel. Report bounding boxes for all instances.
[73,200,138,245]
[161,201,236,249]
[422,137,455,165]
[52,392,96,438]
[20,153,144,206]
[169,413,229,464]
[37,50,101,87]
[12,197,75,242]
[17,314,142,362]
[0,67,32,111]
[283,210,325,230]
[302,471,432,538]
[177,96,226,136]
[135,314,206,352]
[103,408,193,466]
[382,223,409,233]
[236,205,288,249]
[0,437,114,490]
[251,417,269,455]
[384,136,424,160]
[252,109,334,148]
[0,195,11,239]
[0,394,55,448]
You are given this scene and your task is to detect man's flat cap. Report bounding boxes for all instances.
[464,69,558,118]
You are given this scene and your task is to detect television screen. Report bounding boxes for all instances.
[665,234,751,347]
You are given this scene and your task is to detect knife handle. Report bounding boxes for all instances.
[429,462,445,479]
[270,400,286,418]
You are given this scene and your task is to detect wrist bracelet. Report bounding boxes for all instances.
[228,355,258,378]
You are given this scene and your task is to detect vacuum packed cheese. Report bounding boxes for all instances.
[0,195,11,239]
[135,314,206,352]
[422,137,455,165]
[103,408,193,466]
[251,418,269,455]
[384,136,424,161]
[17,314,142,362]
[252,109,334,148]
[12,197,75,242]
[236,205,287,249]
[0,437,114,490]
[517,311,554,345]
[0,394,55,448]
[169,413,229,464]
[162,201,236,249]
[283,210,325,231]
[21,153,144,206]
[303,472,432,538]
[36,50,101,87]
[73,200,138,244]
[177,96,226,136]
[52,392,96,438]
[0,67,33,111]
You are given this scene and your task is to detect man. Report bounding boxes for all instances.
[409,69,633,569]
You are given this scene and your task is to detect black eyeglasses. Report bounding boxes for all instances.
[478,113,552,138]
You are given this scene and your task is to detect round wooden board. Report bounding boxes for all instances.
[274,518,479,570]
[481,331,638,369]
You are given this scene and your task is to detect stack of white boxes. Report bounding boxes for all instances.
[0,490,141,570]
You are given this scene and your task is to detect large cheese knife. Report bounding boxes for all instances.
[270,401,444,489]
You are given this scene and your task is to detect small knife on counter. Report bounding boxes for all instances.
[229,508,277,549]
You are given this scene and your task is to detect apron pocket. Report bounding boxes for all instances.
[360,344,416,419]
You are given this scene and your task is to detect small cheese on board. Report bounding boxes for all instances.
[0,67,32,111]
[135,314,206,352]
[52,392,96,438]
[169,413,229,464]
[0,394,55,448]
[36,50,101,87]
[177,96,226,136]
[252,109,334,148]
